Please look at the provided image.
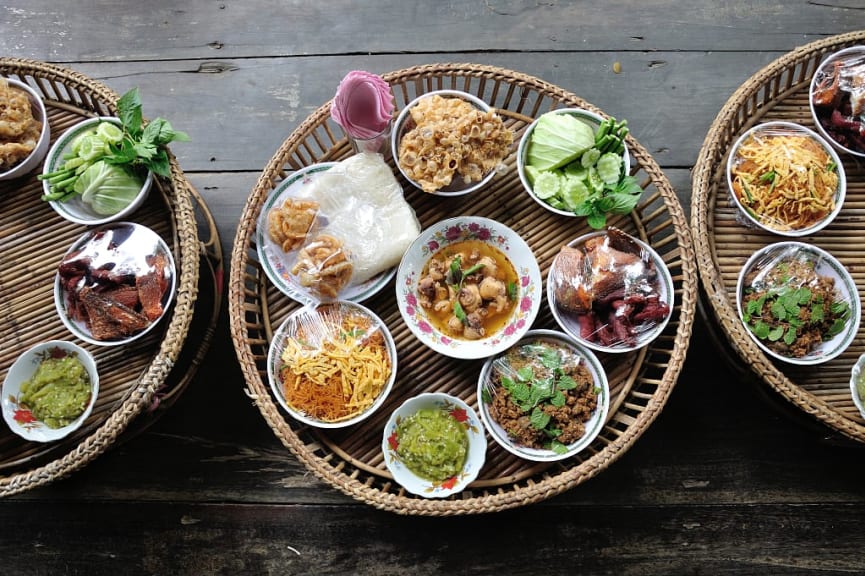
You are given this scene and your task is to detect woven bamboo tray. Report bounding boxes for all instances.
[692,31,865,443]
[0,58,202,495]
[229,63,697,515]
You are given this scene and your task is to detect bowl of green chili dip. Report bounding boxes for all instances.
[383,392,486,498]
[2,340,98,442]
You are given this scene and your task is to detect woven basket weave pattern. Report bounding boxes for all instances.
[229,64,697,515]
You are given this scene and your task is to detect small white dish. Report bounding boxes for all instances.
[850,353,865,420]
[736,242,860,365]
[256,162,397,305]
[726,121,845,237]
[391,89,502,196]
[54,222,176,346]
[517,108,631,217]
[0,77,50,181]
[395,216,542,360]
[548,229,674,354]
[267,300,397,428]
[42,116,153,225]
[2,340,99,443]
[383,392,486,498]
[477,329,609,462]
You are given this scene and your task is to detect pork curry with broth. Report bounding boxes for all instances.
[417,239,519,340]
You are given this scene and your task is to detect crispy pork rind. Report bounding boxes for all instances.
[0,78,43,171]
[549,227,671,348]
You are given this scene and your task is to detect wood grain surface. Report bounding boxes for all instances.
[2,1,865,574]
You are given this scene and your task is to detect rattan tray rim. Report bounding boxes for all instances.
[229,62,697,515]
[691,30,865,442]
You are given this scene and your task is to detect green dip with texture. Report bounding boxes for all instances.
[395,408,468,481]
[19,354,91,429]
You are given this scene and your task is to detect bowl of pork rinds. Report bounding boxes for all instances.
[0,77,50,181]
[391,89,514,196]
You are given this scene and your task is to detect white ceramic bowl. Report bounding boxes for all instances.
[477,329,609,462]
[382,392,486,498]
[548,229,674,354]
[726,121,846,237]
[809,45,865,158]
[736,242,860,365]
[267,300,397,428]
[256,162,398,305]
[54,222,176,346]
[517,108,631,217]
[0,78,50,181]
[391,89,501,196]
[42,117,153,225]
[395,216,542,360]
[850,353,865,421]
[1,340,99,442]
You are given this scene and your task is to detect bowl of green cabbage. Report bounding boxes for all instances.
[517,108,636,226]
[41,117,153,225]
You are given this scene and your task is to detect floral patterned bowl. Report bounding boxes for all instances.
[382,392,487,498]
[395,216,542,360]
[2,340,99,443]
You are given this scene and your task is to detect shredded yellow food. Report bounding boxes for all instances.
[730,132,838,232]
[279,308,390,422]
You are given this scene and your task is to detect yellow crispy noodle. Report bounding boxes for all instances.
[279,309,391,422]
[398,94,513,193]
[730,133,838,232]
[0,78,43,171]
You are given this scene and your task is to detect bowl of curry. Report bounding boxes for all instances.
[395,216,542,360]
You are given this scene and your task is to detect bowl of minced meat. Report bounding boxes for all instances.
[2,340,99,442]
[477,329,609,462]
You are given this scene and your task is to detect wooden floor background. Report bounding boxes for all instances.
[2,2,865,574]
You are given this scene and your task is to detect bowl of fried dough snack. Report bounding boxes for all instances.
[0,77,50,181]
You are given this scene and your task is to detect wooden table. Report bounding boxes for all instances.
[2,2,865,573]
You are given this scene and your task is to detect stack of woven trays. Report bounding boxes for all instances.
[692,31,865,443]
[0,59,217,496]
[229,63,697,515]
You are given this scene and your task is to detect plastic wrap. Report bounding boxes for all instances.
[548,227,671,349]
[811,47,865,155]
[270,302,394,425]
[738,243,855,361]
[264,152,421,302]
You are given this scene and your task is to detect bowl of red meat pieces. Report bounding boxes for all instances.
[809,45,865,158]
[546,227,674,354]
[54,222,176,346]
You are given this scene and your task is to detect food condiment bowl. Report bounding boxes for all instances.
[395,216,542,360]
[2,340,99,443]
[391,89,511,196]
[477,329,609,462]
[548,228,674,354]
[42,117,153,225]
[517,108,631,217]
[726,121,845,237]
[809,45,865,158]
[382,392,487,498]
[736,242,860,365]
[54,222,177,347]
[0,78,50,181]
[267,301,397,429]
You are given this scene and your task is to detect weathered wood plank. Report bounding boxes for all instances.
[2,0,861,61]
[2,499,865,575]
[42,51,781,173]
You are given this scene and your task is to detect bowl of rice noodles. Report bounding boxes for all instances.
[267,301,397,428]
[726,121,846,237]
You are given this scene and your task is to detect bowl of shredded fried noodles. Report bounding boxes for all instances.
[726,121,845,237]
[267,301,397,428]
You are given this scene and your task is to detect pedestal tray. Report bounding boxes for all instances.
[0,58,203,495]
[692,31,865,443]
[230,63,697,515]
